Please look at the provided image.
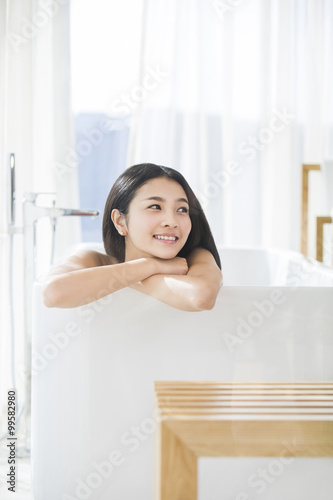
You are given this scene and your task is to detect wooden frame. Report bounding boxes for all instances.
[316,216,333,262]
[301,164,321,255]
[154,382,333,500]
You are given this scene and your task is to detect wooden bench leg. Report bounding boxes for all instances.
[156,422,197,500]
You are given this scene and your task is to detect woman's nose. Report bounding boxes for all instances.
[162,221,178,228]
[161,213,178,227]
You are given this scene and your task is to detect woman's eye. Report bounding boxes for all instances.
[148,204,188,213]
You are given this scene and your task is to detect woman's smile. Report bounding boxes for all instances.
[153,233,179,243]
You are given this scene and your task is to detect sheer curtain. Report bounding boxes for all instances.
[0,0,80,433]
[129,0,333,258]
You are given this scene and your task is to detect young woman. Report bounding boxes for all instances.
[42,163,223,311]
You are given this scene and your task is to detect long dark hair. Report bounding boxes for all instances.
[102,163,221,269]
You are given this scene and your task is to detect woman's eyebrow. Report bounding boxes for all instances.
[143,196,189,205]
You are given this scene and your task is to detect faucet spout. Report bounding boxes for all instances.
[50,208,99,218]
[22,193,100,225]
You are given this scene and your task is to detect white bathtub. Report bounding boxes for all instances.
[31,246,333,500]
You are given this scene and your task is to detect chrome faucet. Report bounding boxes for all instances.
[22,192,99,271]
[6,154,100,455]
[23,191,99,280]
[21,193,99,454]
[23,192,99,225]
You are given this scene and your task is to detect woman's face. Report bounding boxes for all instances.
[123,177,192,261]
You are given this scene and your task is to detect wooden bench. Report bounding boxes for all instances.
[154,382,333,500]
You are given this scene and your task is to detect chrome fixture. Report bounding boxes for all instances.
[23,189,99,450]
[23,192,99,226]
[4,153,99,454]
[22,191,99,278]
[23,192,99,452]
[8,153,16,226]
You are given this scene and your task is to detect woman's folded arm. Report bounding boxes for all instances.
[42,247,222,311]
[42,250,158,308]
[129,248,223,312]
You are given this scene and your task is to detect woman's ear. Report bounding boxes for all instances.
[111,209,128,236]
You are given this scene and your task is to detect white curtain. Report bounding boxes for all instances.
[130,0,333,259]
[0,0,80,432]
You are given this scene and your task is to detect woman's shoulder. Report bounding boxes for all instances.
[46,248,119,279]
[74,248,119,267]
[92,250,119,266]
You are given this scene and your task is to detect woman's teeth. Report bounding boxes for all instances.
[154,235,177,241]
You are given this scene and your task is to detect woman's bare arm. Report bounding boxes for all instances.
[129,248,223,312]
[42,249,188,308]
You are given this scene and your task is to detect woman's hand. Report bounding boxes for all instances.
[151,256,189,276]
